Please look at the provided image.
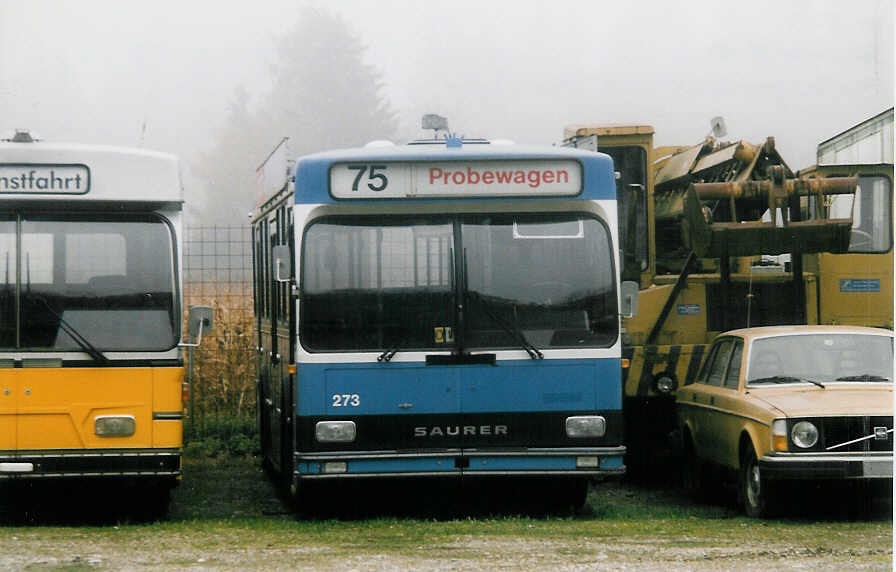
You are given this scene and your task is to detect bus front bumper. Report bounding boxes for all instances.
[295,447,626,479]
[0,448,181,479]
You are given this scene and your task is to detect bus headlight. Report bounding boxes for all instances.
[791,421,819,449]
[566,416,606,438]
[95,415,136,437]
[653,373,677,394]
[315,421,356,443]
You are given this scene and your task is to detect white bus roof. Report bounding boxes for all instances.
[0,139,183,207]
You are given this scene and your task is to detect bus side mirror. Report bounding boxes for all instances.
[183,305,214,347]
[620,280,639,319]
[273,245,292,283]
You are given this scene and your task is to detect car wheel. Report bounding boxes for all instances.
[740,447,771,518]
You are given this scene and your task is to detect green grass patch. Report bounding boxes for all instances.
[183,415,259,459]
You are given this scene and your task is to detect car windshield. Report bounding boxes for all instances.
[746,333,893,385]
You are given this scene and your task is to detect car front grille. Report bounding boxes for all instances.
[821,416,893,453]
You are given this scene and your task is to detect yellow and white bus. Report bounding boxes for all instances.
[0,130,188,515]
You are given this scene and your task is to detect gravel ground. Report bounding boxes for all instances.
[0,459,891,571]
[0,529,891,571]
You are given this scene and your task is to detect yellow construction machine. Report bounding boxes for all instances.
[562,117,893,471]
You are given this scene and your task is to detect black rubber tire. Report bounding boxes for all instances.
[740,447,771,518]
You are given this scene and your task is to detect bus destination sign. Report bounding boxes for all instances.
[330,160,582,199]
[0,164,90,194]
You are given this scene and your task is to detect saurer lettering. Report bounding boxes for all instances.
[414,425,509,437]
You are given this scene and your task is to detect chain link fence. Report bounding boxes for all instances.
[182,226,256,443]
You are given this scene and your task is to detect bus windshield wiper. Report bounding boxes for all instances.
[377,343,400,362]
[835,374,891,382]
[31,296,110,365]
[750,375,824,388]
[466,290,543,360]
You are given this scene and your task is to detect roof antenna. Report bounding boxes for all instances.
[139,117,147,147]
[709,116,727,138]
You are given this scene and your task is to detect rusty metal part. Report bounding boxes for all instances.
[692,175,856,228]
[691,176,857,201]
[682,175,858,258]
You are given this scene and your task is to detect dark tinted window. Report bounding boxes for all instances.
[300,213,618,352]
[5,214,177,351]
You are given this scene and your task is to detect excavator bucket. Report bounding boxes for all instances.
[682,176,856,257]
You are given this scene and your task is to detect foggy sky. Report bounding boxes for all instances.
[1,0,892,195]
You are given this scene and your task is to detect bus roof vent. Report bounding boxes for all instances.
[407,137,492,146]
[364,140,395,148]
[4,129,38,143]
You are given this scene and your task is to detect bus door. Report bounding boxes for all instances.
[265,212,284,469]
[273,206,295,473]
[456,214,616,469]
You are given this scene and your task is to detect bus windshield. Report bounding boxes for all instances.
[0,214,178,351]
[300,213,618,352]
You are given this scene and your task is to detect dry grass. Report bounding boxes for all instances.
[183,285,256,430]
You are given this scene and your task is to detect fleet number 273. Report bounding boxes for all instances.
[332,394,361,407]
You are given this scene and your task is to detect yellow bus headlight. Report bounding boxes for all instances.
[95,415,136,437]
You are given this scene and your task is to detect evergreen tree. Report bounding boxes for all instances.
[193,7,397,226]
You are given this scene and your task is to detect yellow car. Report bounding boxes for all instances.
[676,325,893,517]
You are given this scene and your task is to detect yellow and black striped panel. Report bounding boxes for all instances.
[622,344,708,397]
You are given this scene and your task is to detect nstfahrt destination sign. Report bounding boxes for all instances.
[0,164,90,194]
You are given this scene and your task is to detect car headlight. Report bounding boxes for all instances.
[791,421,819,449]
[566,416,606,438]
[315,421,356,443]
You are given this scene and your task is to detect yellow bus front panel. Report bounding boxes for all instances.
[17,368,153,450]
[1,366,184,479]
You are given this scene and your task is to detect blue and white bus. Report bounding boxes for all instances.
[252,135,633,510]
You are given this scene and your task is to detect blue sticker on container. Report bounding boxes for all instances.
[840,279,880,293]
[677,304,701,315]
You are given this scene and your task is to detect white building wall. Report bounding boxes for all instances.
[818,109,894,165]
